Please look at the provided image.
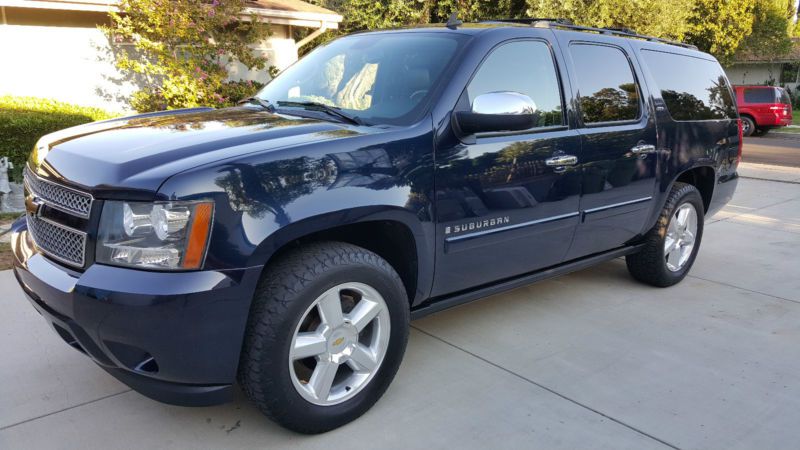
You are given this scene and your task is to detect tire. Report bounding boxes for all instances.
[741,116,755,137]
[626,182,704,287]
[238,241,410,434]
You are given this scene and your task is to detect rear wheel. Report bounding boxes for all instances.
[626,182,704,287]
[239,241,409,433]
[741,116,755,137]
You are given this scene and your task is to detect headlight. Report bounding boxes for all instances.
[97,200,214,270]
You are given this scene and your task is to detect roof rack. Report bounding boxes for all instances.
[481,18,698,50]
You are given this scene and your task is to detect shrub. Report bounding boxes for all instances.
[102,0,273,112]
[130,80,265,111]
[0,96,117,181]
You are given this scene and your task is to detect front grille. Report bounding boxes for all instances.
[26,215,87,267]
[24,169,93,218]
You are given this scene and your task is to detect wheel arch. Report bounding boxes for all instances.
[250,206,431,306]
[740,112,757,129]
[674,165,715,213]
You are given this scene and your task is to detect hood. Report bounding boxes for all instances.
[30,107,367,195]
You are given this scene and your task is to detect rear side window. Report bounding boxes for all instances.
[744,87,788,104]
[466,40,564,128]
[641,50,736,120]
[570,44,640,124]
[779,88,791,104]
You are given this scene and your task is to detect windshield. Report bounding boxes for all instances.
[256,32,466,125]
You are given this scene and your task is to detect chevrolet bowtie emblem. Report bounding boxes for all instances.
[332,337,345,346]
[25,194,44,218]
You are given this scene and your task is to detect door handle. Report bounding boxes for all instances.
[545,155,578,167]
[630,144,656,154]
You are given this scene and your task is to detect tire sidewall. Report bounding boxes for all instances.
[258,262,409,431]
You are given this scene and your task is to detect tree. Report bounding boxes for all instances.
[526,0,760,61]
[684,0,756,64]
[102,0,272,112]
[526,0,693,41]
[736,0,795,61]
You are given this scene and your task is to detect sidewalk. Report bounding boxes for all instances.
[738,161,800,183]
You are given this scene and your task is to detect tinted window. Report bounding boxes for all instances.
[744,87,783,104]
[779,88,791,104]
[258,33,465,126]
[570,44,640,123]
[466,40,563,128]
[641,50,736,120]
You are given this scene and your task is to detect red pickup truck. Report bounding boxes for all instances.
[735,85,793,136]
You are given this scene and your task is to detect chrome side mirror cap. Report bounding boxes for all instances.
[472,91,537,116]
[454,91,539,136]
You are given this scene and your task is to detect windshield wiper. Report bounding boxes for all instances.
[277,101,364,126]
[239,97,275,113]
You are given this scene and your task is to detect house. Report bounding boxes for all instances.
[0,0,342,111]
[725,38,800,92]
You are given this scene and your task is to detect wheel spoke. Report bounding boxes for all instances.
[682,229,695,245]
[347,299,381,332]
[292,333,327,360]
[667,247,681,268]
[664,235,678,254]
[308,360,339,401]
[317,290,344,328]
[347,343,377,373]
[676,207,689,228]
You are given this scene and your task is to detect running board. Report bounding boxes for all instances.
[410,244,643,320]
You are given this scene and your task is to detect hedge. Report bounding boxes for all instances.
[0,96,117,181]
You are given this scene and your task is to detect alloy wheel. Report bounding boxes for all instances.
[664,203,698,272]
[289,282,391,406]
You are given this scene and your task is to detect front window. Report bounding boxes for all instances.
[257,33,466,125]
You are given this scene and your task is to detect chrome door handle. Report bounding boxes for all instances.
[630,144,656,154]
[545,155,578,166]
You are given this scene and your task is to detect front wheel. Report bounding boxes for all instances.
[626,182,704,287]
[238,241,410,433]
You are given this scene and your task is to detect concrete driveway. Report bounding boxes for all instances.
[2,164,799,450]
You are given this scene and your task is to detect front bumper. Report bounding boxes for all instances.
[11,218,263,406]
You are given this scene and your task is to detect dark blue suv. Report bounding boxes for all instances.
[11,19,740,433]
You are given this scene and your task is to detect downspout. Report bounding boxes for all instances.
[296,21,329,51]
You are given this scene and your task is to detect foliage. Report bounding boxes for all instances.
[130,80,265,111]
[684,0,756,64]
[527,0,693,41]
[0,96,117,181]
[303,0,527,45]
[101,0,273,112]
[735,0,795,62]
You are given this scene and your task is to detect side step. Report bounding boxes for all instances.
[410,244,643,320]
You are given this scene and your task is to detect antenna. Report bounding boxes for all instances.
[446,12,463,30]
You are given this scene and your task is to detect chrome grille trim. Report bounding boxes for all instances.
[24,168,93,218]
[26,214,87,267]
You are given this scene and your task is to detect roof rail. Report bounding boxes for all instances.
[481,18,698,50]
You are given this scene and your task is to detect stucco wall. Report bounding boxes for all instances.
[0,18,296,112]
[725,63,799,91]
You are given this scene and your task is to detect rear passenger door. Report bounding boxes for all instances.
[558,38,659,259]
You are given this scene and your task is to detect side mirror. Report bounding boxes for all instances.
[454,91,538,135]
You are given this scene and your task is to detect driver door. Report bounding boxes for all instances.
[431,39,582,296]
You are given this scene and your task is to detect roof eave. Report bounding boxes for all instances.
[0,0,342,26]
